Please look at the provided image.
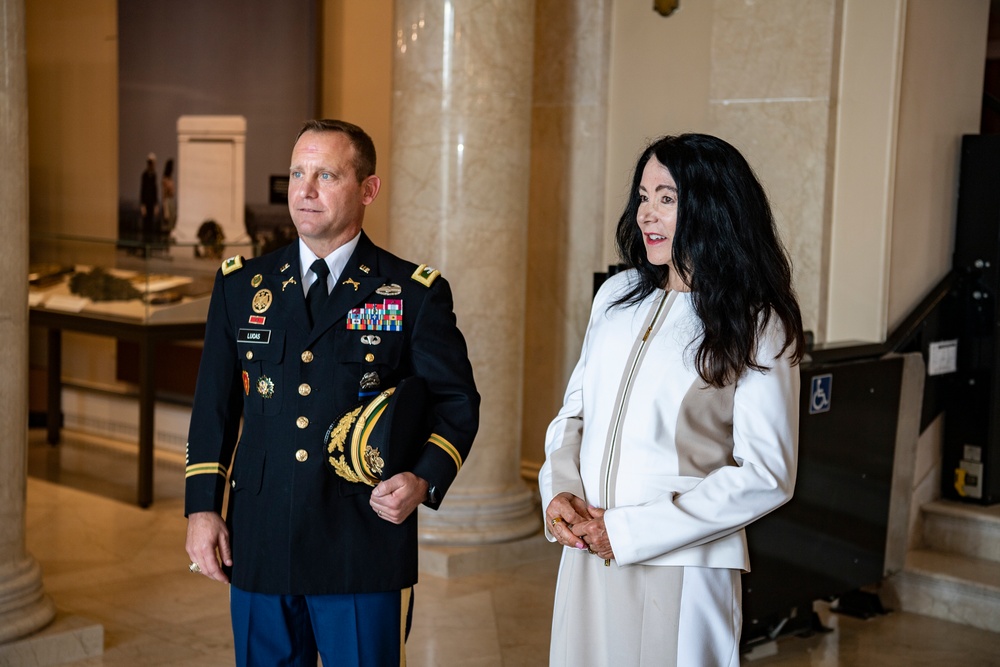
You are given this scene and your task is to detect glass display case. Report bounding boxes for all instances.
[29,233,259,507]
[29,233,257,323]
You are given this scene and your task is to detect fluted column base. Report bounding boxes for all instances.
[0,557,55,644]
[419,483,539,546]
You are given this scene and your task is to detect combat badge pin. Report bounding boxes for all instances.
[251,274,263,288]
[252,289,273,314]
[256,375,275,398]
[376,283,402,296]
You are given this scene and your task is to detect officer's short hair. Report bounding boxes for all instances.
[295,119,376,182]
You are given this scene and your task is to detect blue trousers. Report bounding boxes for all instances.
[230,585,413,666]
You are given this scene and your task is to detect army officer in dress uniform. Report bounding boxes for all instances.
[184,119,480,667]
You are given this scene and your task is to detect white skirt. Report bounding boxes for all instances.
[549,548,742,666]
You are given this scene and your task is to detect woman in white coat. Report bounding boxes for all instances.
[540,134,805,666]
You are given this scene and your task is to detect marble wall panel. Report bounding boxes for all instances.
[711,0,837,101]
[708,0,837,338]
[709,98,830,335]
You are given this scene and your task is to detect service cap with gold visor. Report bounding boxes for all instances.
[324,376,429,486]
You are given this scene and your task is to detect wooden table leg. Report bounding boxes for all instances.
[138,335,156,508]
[46,328,62,445]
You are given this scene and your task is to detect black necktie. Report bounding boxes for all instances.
[306,259,330,327]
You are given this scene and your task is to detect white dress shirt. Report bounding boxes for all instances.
[298,234,361,298]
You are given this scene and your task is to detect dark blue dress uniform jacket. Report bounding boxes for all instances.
[184,233,480,595]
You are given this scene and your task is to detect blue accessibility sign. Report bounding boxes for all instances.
[809,374,832,414]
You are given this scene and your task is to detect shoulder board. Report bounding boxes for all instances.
[221,255,245,276]
[411,264,441,287]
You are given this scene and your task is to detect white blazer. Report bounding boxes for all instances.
[538,270,799,570]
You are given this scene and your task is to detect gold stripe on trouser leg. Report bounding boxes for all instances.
[399,587,411,666]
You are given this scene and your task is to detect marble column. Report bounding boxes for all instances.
[0,0,56,644]
[390,0,539,544]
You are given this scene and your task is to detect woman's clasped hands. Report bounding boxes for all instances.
[545,492,616,561]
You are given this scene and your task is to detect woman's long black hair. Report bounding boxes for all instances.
[613,134,804,387]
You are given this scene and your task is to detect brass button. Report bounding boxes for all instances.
[246,350,254,360]
[295,449,308,462]
[301,350,314,363]
[298,383,312,396]
[365,353,375,362]
[296,416,309,429]
[231,479,236,488]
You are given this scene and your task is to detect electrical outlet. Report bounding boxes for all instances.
[963,444,983,462]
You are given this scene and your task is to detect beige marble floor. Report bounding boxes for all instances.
[21,430,1000,666]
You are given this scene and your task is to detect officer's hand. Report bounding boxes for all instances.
[370,472,430,524]
[186,511,232,584]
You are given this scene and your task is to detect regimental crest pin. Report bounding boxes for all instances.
[364,445,385,478]
[256,375,275,398]
[252,289,273,314]
[251,274,263,288]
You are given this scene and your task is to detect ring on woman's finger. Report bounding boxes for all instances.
[188,562,201,574]
[551,517,562,526]
[587,548,596,555]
